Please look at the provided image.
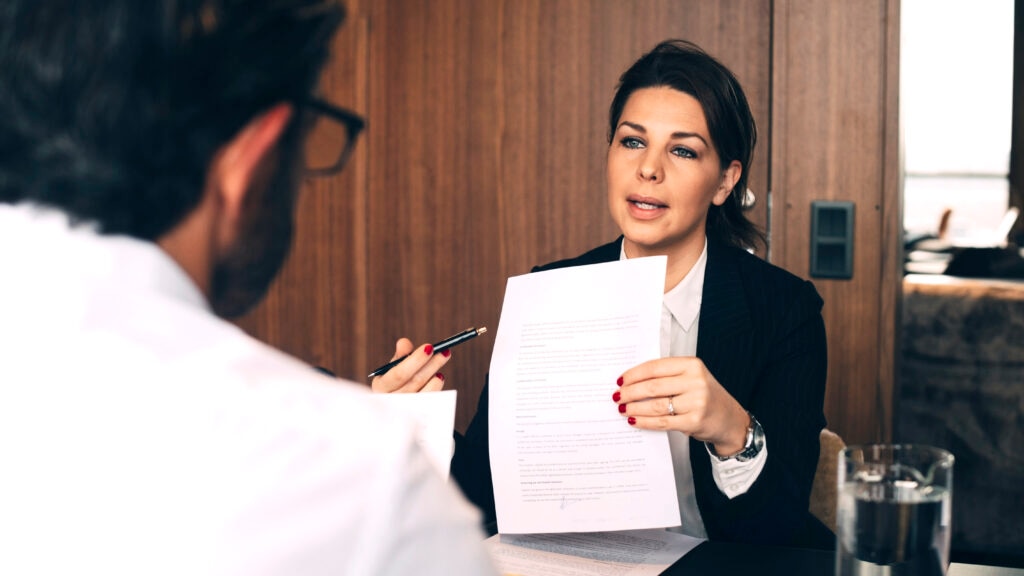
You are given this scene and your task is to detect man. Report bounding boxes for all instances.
[0,1,495,574]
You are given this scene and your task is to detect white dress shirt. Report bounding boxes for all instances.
[620,240,767,539]
[0,203,496,576]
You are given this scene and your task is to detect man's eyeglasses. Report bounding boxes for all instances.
[302,98,365,177]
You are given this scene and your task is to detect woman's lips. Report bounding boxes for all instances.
[627,196,667,219]
[631,200,663,210]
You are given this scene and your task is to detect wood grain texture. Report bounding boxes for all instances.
[237,0,899,443]
[771,0,899,444]
[234,8,371,376]
[878,0,901,444]
[390,0,769,430]
[331,0,771,430]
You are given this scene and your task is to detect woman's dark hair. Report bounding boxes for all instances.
[608,39,765,251]
[0,0,344,240]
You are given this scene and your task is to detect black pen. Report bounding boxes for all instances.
[367,326,488,378]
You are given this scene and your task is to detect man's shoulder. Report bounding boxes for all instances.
[76,295,409,444]
[167,314,403,431]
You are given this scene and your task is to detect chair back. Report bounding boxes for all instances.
[809,428,846,534]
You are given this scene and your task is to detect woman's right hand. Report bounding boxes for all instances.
[371,337,450,393]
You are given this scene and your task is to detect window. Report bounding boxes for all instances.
[901,0,1014,244]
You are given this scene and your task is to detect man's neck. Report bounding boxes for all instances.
[156,195,218,300]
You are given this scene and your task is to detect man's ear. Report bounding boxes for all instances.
[209,102,295,233]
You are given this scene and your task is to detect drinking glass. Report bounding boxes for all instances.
[836,444,954,576]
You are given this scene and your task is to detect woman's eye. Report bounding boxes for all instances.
[619,136,644,149]
[672,146,697,159]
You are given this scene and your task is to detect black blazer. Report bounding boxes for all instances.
[452,237,833,548]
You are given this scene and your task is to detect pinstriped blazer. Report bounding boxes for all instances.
[452,236,832,547]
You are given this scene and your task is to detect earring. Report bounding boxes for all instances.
[742,188,756,209]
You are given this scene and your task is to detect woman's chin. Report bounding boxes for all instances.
[622,234,673,256]
[621,228,701,258]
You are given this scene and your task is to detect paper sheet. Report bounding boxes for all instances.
[484,529,703,576]
[376,389,457,481]
[488,257,680,534]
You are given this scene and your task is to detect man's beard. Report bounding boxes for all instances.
[208,149,298,319]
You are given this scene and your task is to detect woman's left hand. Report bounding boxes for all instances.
[614,357,750,456]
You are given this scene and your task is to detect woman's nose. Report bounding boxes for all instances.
[638,155,662,182]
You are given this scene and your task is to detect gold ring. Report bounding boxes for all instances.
[667,397,676,416]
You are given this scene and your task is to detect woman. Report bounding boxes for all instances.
[390,39,830,548]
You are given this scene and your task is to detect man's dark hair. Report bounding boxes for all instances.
[0,0,344,240]
[608,39,765,251]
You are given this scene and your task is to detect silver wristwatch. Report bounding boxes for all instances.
[706,412,765,462]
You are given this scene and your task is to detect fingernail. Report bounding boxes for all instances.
[441,349,451,358]
[436,372,445,382]
[616,376,624,387]
[612,391,621,402]
[628,416,636,425]
[618,403,626,414]
[424,344,434,355]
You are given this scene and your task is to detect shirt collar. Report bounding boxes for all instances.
[619,237,707,332]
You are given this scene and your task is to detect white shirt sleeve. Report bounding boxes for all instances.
[705,436,768,499]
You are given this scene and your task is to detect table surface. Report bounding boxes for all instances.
[664,541,1024,576]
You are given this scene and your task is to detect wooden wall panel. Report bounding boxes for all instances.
[239,1,791,434]
[364,0,514,431]
[879,0,902,446]
[361,0,772,430]
[235,6,371,375]
[771,0,900,444]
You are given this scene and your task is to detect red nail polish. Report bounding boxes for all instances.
[616,376,624,387]
[612,391,621,402]
[436,372,445,381]
[441,349,451,358]
[628,416,636,425]
[618,403,626,414]
[424,344,433,355]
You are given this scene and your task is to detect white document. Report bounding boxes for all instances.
[484,529,703,576]
[489,257,680,534]
[376,389,456,481]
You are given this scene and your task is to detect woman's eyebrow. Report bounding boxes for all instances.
[618,121,646,134]
[670,131,709,146]
[618,121,708,146]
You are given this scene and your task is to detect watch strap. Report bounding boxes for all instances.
[706,411,765,462]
